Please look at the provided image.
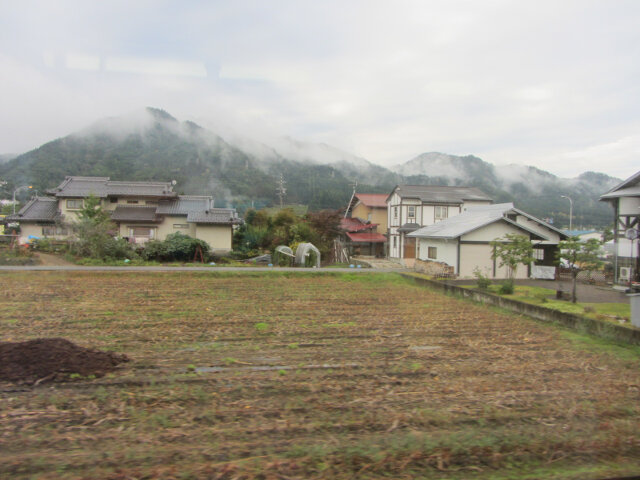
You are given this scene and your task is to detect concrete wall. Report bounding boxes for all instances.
[402,273,640,346]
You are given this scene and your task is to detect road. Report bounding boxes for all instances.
[0,265,406,273]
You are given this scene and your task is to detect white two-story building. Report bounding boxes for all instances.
[386,185,492,264]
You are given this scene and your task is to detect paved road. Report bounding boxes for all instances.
[454,278,630,304]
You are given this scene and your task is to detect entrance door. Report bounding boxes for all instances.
[403,237,416,259]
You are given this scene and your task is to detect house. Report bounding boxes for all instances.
[387,185,493,265]
[407,203,568,278]
[6,176,242,251]
[600,170,640,283]
[345,193,388,234]
[339,217,386,257]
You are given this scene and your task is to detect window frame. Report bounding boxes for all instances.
[66,199,83,210]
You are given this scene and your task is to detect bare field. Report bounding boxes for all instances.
[1,271,640,479]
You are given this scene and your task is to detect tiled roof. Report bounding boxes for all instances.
[354,193,388,208]
[6,197,59,222]
[340,217,377,233]
[110,206,159,222]
[390,185,492,204]
[48,176,177,198]
[346,232,387,243]
[187,208,242,225]
[157,196,212,215]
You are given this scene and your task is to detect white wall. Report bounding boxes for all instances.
[416,238,458,270]
[619,196,640,216]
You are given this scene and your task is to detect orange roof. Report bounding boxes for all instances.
[354,193,387,208]
[347,232,387,243]
[341,217,378,232]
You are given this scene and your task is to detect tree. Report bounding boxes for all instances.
[490,234,535,280]
[557,237,603,303]
[70,195,135,260]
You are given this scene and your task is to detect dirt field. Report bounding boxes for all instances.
[1,271,640,479]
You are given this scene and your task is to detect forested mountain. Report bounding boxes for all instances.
[0,108,620,228]
[394,152,620,229]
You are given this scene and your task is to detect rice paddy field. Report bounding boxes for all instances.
[1,271,640,479]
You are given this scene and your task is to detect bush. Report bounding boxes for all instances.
[473,268,491,290]
[141,232,209,262]
[499,279,515,295]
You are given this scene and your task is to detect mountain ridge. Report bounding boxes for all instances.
[0,107,620,228]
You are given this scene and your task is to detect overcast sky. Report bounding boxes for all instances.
[1,0,639,179]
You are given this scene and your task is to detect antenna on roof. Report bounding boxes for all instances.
[344,179,358,219]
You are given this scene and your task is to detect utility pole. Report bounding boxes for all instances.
[276,174,286,208]
[344,180,358,219]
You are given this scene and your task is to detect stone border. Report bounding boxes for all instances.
[401,273,640,346]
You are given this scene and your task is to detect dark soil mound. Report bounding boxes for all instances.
[0,338,129,384]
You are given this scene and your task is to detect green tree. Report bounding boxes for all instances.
[490,234,535,280]
[557,237,603,303]
[70,195,135,260]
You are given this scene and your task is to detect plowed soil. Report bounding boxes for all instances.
[0,338,129,384]
[1,271,640,480]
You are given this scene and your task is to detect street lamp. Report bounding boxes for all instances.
[13,185,32,214]
[560,195,573,233]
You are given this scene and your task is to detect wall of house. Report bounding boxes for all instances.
[16,224,44,244]
[352,204,387,233]
[461,200,492,211]
[619,196,640,216]
[58,199,84,223]
[156,216,197,240]
[416,238,458,270]
[460,223,530,279]
[195,225,233,251]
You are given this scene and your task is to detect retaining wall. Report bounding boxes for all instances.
[401,273,640,346]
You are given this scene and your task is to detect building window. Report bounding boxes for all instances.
[408,206,416,219]
[393,207,398,219]
[434,206,448,222]
[110,197,118,203]
[173,224,189,229]
[393,236,397,248]
[66,199,83,210]
[127,200,139,204]
[533,248,544,260]
[428,247,437,259]
[367,213,373,222]
[42,225,68,236]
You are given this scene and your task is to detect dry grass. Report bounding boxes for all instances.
[1,271,640,479]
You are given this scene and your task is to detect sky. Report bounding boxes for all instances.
[1,0,639,179]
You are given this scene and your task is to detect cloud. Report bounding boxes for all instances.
[0,1,639,180]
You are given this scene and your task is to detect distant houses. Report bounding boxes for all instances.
[407,203,567,278]
[386,185,493,265]
[600,170,640,284]
[6,176,242,251]
[342,184,568,278]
